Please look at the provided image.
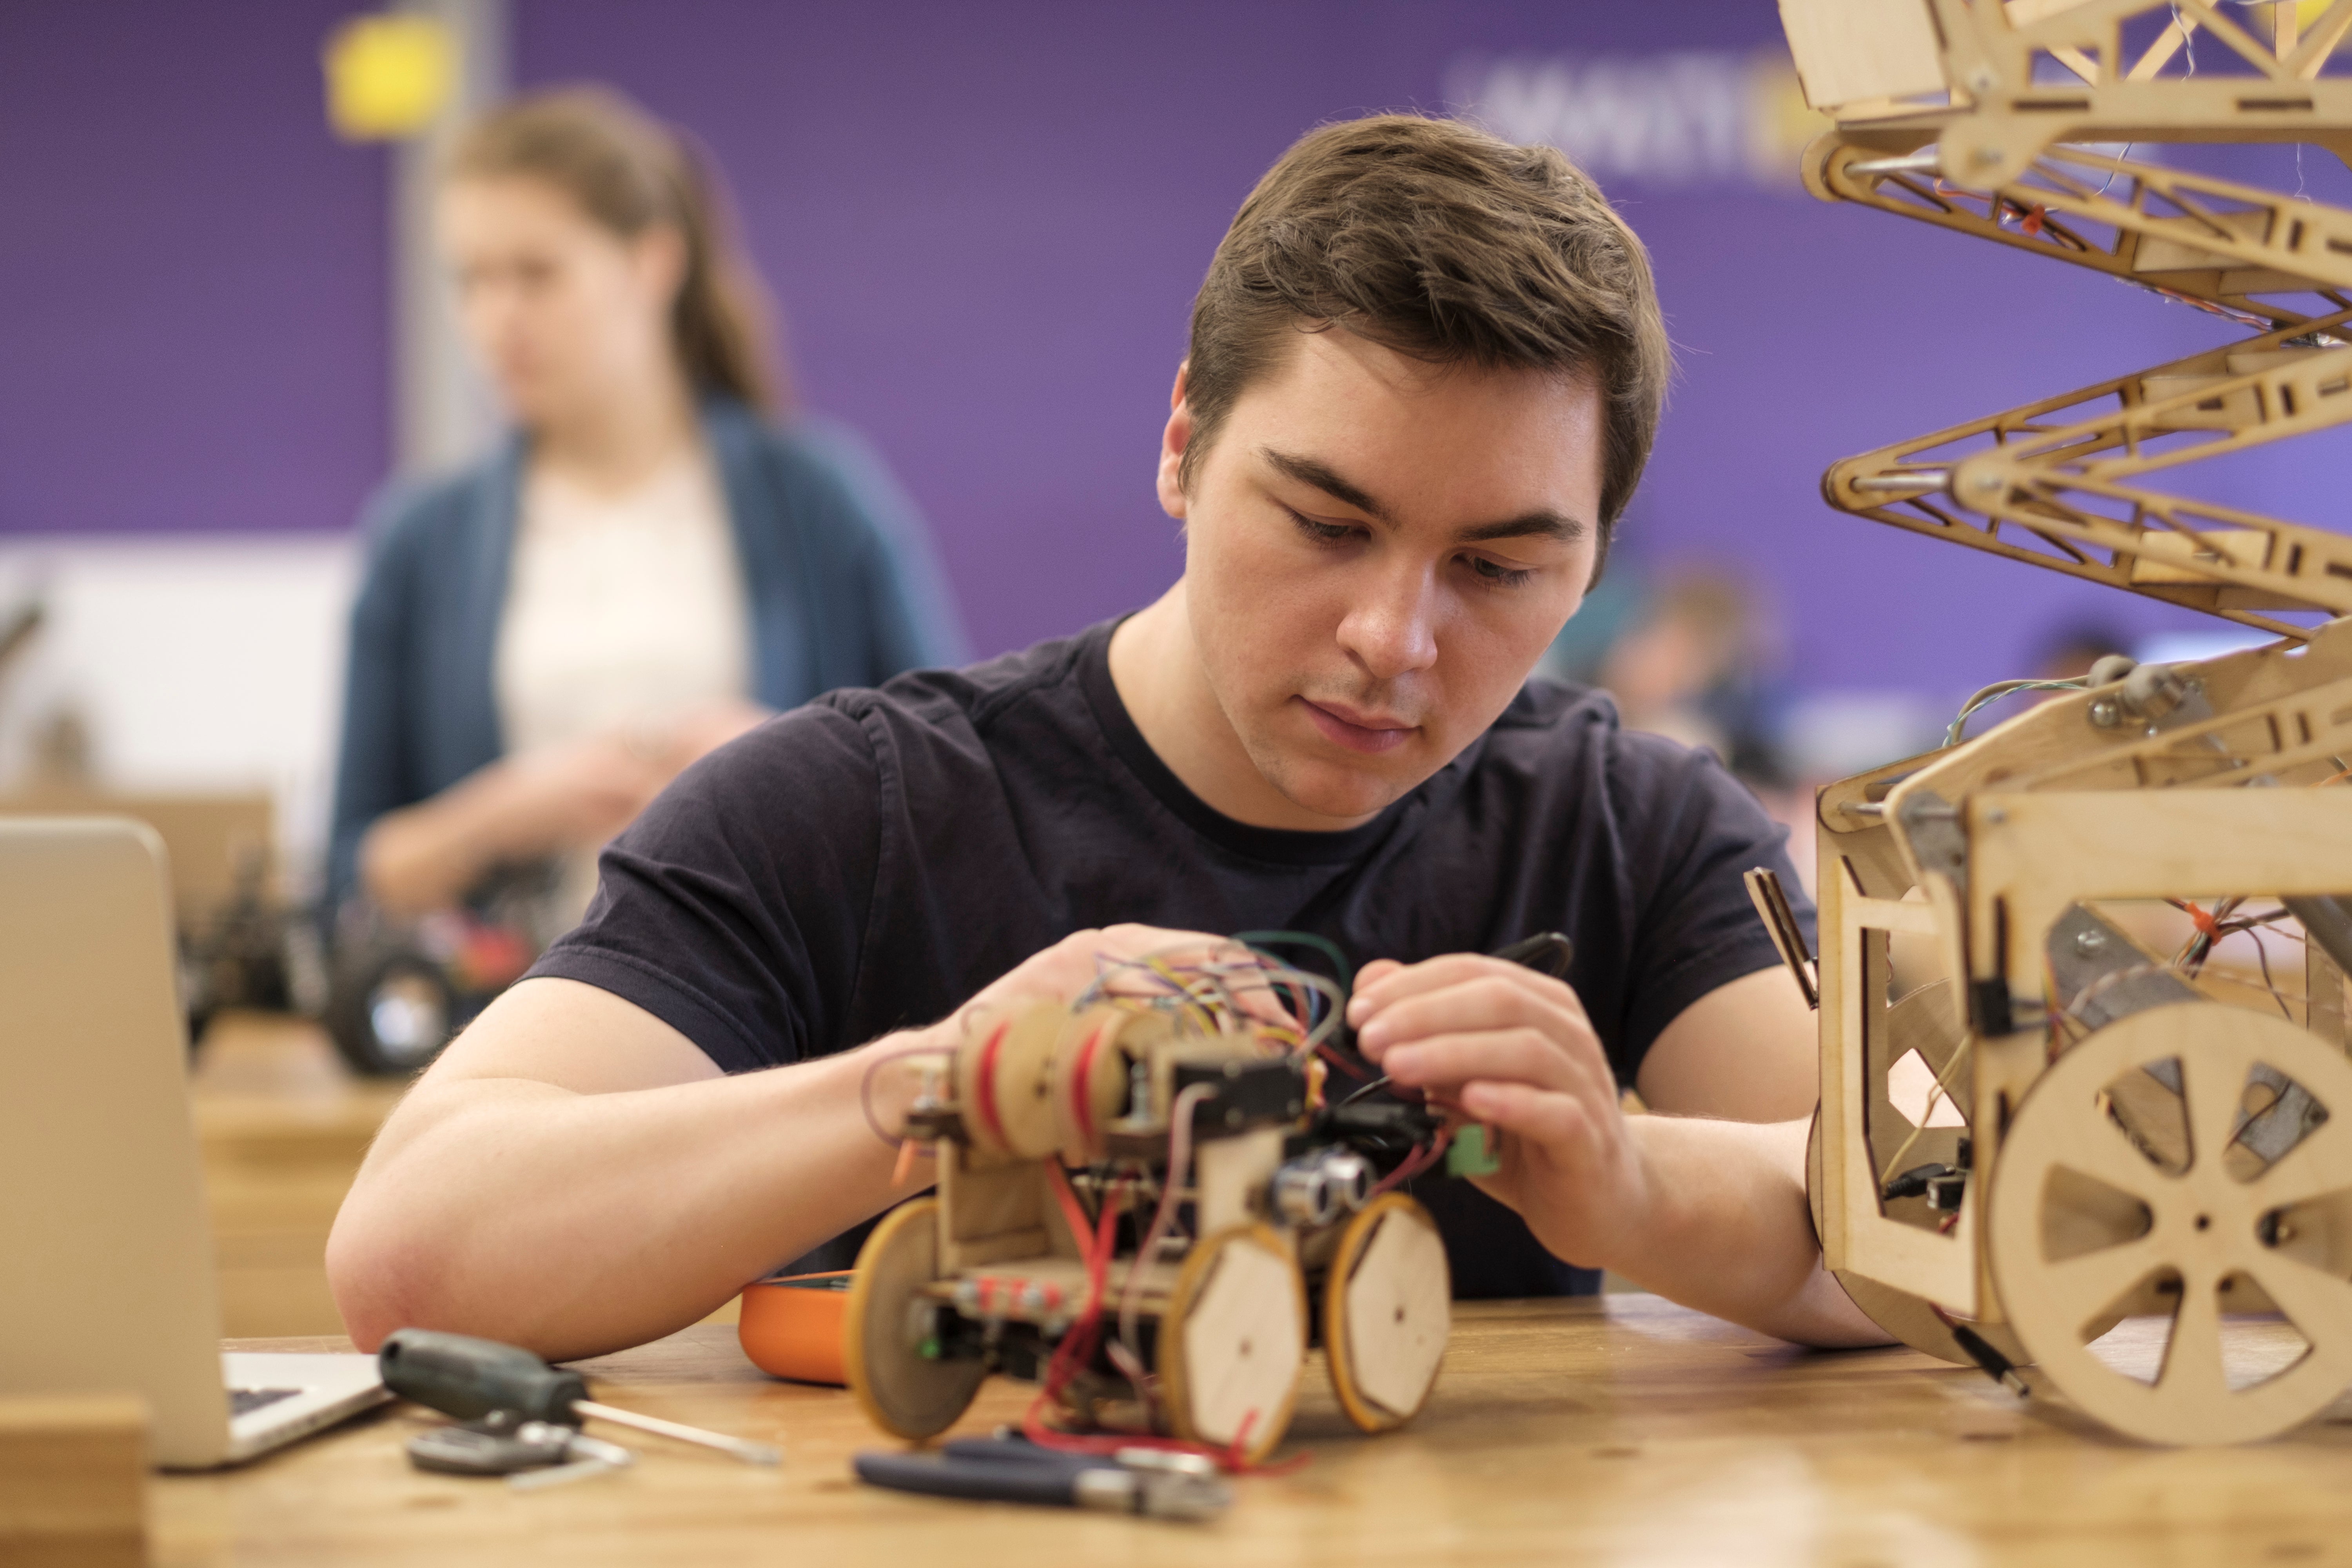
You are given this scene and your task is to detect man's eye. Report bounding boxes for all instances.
[1466,556,1535,588]
[1285,508,1357,545]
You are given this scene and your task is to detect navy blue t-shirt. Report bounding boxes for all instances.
[530,618,1812,1296]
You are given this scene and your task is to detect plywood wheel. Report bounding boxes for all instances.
[1988,1003,2352,1445]
[1160,1224,1305,1463]
[844,1198,986,1441]
[1324,1194,1449,1432]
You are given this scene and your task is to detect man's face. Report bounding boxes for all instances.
[1158,332,1606,823]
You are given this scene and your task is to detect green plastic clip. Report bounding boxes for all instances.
[1446,1125,1501,1178]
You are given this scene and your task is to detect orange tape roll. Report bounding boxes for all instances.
[737,1271,851,1386]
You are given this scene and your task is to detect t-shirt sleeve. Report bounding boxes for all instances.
[525,701,885,1074]
[1608,733,1815,1075]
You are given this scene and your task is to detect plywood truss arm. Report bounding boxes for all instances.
[1822,487,2325,638]
[1960,471,2352,619]
[1901,0,2352,183]
[1946,0,2238,93]
[1815,135,2352,321]
[2000,148,2352,296]
[1964,338,2352,488]
[2288,0,2352,79]
[1824,316,2352,627]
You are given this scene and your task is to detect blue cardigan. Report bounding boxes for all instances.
[326,399,969,907]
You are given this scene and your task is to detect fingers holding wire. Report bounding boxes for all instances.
[1348,953,1592,1039]
[1374,1025,1600,1104]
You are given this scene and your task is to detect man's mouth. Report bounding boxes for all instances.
[1297,697,1417,756]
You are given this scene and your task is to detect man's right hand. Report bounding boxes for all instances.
[861,925,1244,1136]
[937,924,1247,1036]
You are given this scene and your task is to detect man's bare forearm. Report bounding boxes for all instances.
[1602,1116,1887,1348]
[327,1033,921,1360]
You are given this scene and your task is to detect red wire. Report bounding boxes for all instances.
[1022,1163,1303,1474]
[1368,1130,1453,1199]
[973,1020,1011,1151]
[1068,1022,1109,1152]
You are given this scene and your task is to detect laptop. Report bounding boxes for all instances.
[0,818,385,1467]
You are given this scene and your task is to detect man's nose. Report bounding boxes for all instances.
[1336,560,1439,682]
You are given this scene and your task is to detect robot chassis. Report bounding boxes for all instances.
[843,980,1456,1463]
[1762,0,2352,1443]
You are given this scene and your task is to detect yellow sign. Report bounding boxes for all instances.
[323,13,456,142]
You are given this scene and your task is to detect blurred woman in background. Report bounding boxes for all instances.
[328,86,964,938]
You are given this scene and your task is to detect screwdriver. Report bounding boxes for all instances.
[379,1328,782,1466]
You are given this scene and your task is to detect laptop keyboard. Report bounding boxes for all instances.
[230,1387,302,1417]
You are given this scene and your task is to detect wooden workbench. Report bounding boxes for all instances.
[154,1295,2352,1566]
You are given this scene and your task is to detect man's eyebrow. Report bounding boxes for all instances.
[1457,511,1587,544]
[1258,448,1392,523]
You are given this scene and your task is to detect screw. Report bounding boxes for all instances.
[2088,697,2121,728]
[2074,928,2109,956]
[1973,145,2005,168]
[1987,808,2007,825]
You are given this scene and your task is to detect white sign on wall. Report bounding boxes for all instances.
[1449,49,1828,191]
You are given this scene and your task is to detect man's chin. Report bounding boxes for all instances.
[1260,755,1422,826]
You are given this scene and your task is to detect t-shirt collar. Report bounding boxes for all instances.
[1075,618,1418,867]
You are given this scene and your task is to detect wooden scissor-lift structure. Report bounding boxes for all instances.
[1771,0,2352,1442]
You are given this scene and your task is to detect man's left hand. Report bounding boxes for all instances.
[1348,953,1651,1271]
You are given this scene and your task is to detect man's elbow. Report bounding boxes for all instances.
[325,1203,436,1352]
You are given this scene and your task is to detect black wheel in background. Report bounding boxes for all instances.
[327,955,457,1076]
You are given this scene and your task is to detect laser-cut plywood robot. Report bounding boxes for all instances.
[1762,0,2352,1443]
[842,949,1458,1462]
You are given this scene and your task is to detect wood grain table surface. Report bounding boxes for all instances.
[152,1294,2352,1567]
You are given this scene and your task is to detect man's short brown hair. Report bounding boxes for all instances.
[1182,114,1670,543]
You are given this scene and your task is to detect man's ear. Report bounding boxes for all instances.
[1155,363,1194,522]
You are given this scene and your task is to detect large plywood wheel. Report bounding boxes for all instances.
[1160,1225,1306,1464]
[1988,1003,2352,1445]
[844,1198,986,1442]
[1324,1194,1450,1432]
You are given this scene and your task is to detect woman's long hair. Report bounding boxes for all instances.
[447,85,786,413]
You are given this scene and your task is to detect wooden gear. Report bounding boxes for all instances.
[842,973,1454,1459]
[1775,0,2352,1444]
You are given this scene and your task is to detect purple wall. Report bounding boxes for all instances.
[0,1,388,539]
[501,0,2352,689]
[5,0,2344,701]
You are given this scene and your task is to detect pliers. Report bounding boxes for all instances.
[853,1434,1232,1521]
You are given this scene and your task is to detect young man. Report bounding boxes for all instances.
[328,116,1884,1360]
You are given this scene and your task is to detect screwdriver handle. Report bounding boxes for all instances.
[378,1328,586,1425]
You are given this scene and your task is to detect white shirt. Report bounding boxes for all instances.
[495,444,751,758]
[495,444,750,931]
